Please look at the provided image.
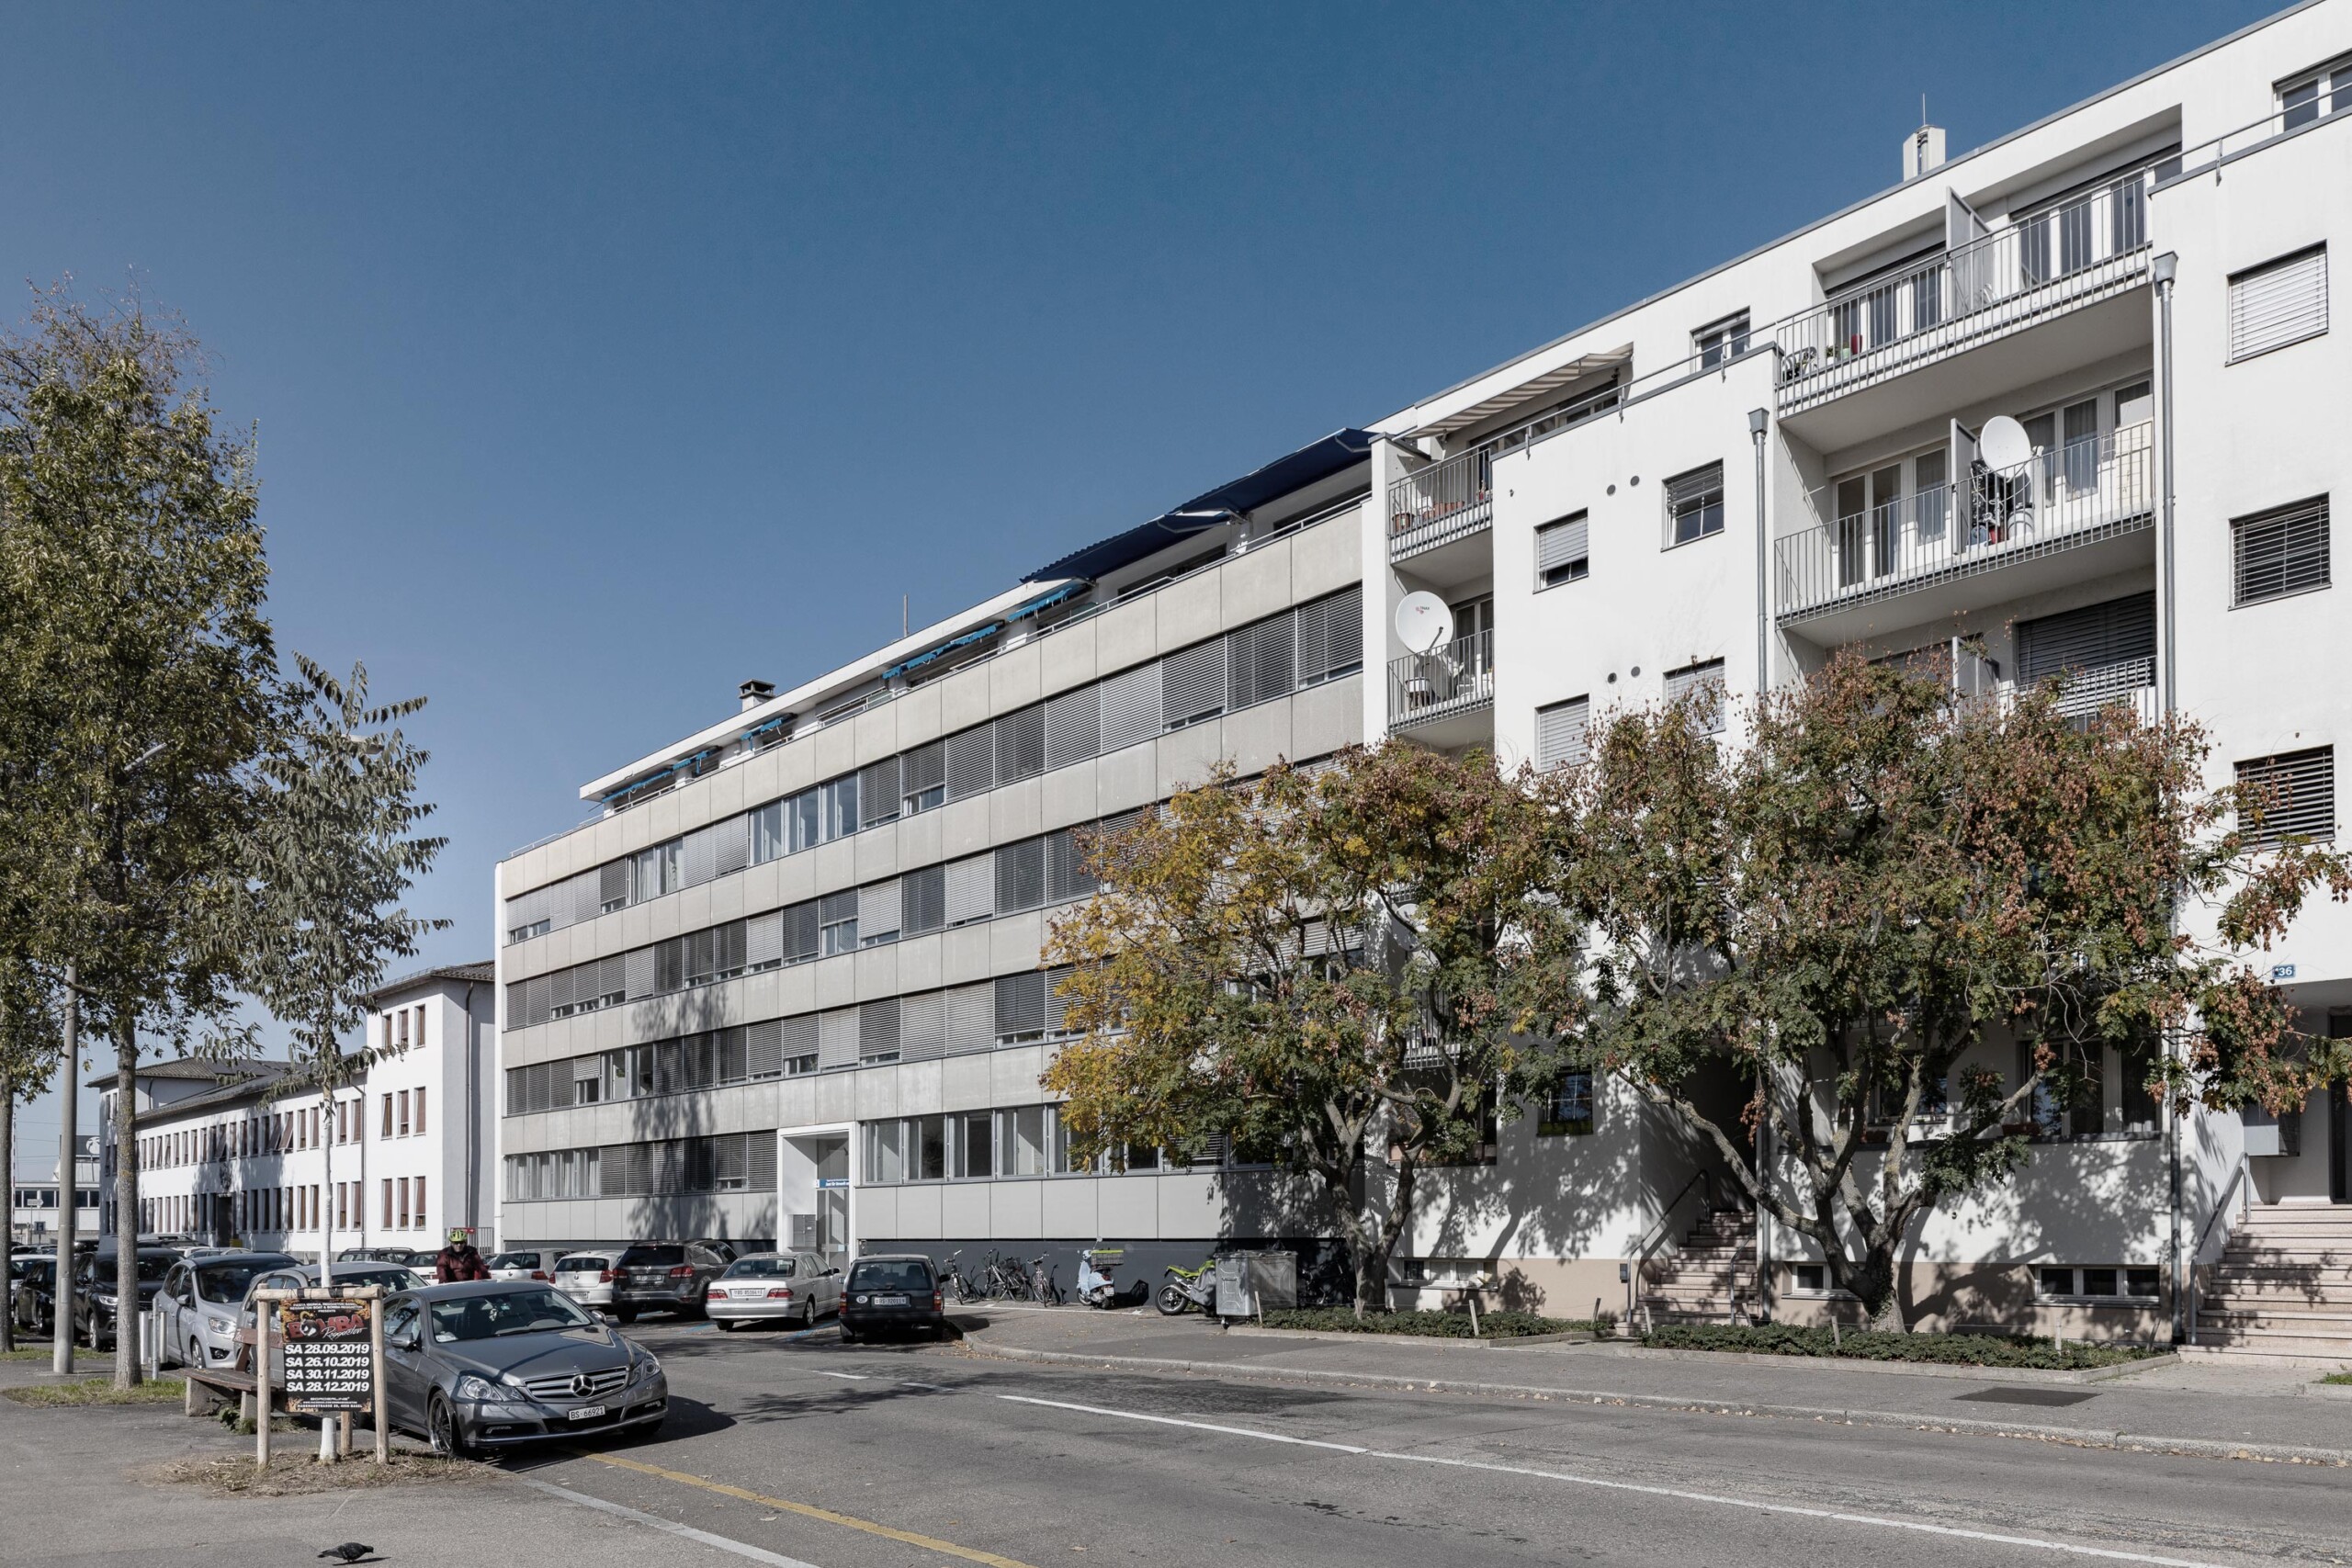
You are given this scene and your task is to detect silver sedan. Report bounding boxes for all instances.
[704,1252,841,1329]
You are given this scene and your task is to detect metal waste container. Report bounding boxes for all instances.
[1213,1250,1299,1317]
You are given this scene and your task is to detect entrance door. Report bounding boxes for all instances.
[814,1137,851,1269]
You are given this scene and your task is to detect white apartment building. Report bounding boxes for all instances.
[11,1136,98,1247]
[499,2,2351,1348]
[96,962,499,1258]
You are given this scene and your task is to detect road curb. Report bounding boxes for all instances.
[962,1338,2352,1469]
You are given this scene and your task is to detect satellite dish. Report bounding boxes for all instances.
[1977,414,2031,471]
[1394,592,1454,656]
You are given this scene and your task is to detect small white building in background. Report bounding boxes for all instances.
[11,1135,99,1247]
[95,960,498,1259]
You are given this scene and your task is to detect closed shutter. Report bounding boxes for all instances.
[548,964,579,1016]
[2018,592,2155,715]
[747,1134,778,1192]
[1098,662,1162,750]
[599,859,629,910]
[901,740,945,807]
[818,889,856,949]
[944,726,994,800]
[2236,747,2335,847]
[710,815,750,877]
[816,1008,859,1069]
[680,825,718,888]
[655,935,684,991]
[783,901,820,964]
[2228,245,2327,361]
[596,953,627,1002]
[1295,586,1363,685]
[1046,827,1097,903]
[901,864,945,934]
[1536,513,1589,584]
[625,946,656,999]
[995,705,1046,784]
[503,980,527,1031]
[1663,659,1727,734]
[859,998,901,1062]
[860,877,903,942]
[1046,685,1102,769]
[1536,696,1591,769]
[599,1145,630,1197]
[522,974,551,1028]
[715,921,746,976]
[995,838,1046,912]
[1161,641,1226,729]
[778,1014,818,1066]
[712,1133,749,1190]
[1226,617,1293,711]
[717,1026,748,1082]
[859,757,901,826]
[1044,964,1077,1035]
[2232,498,2330,605]
[993,971,1046,1040]
[944,984,995,1054]
[899,991,945,1061]
[945,854,994,925]
[570,870,602,928]
[745,1019,785,1077]
[746,911,784,968]
[628,1143,654,1195]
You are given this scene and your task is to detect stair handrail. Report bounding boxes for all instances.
[2184,1154,2250,1347]
[1629,1169,1719,1325]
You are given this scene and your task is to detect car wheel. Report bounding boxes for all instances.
[716,1319,738,1332]
[188,1338,204,1372]
[837,1325,857,1345]
[427,1393,472,1460]
[614,1306,636,1325]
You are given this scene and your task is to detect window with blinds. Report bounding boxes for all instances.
[1536,512,1589,588]
[944,727,994,801]
[1295,587,1363,686]
[1535,696,1591,769]
[2017,592,2155,716]
[944,854,994,926]
[994,838,1046,912]
[901,864,945,935]
[1161,643,1227,730]
[901,740,945,814]
[859,757,901,827]
[2228,245,2327,362]
[1665,463,1725,546]
[2233,497,2330,605]
[1664,659,1727,734]
[1045,685,1101,769]
[995,705,1046,784]
[2237,747,2335,847]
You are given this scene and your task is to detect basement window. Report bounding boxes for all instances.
[2036,1266,2161,1302]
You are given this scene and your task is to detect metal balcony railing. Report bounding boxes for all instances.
[1388,446,1494,554]
[2159,94,2350,187]
[1774,178,2150,408]
[1777,423,2154,619]
[1388,629,1494,730]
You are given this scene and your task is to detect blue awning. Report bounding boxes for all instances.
[882,620,1003,681]
[1026,428,1374,583]
[1004,581,1088,622]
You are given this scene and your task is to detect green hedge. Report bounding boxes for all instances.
[1640,1322,2169,1370]
[1260,1308,1610,1338]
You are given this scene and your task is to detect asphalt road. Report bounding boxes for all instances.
[497,1317,2352,1568]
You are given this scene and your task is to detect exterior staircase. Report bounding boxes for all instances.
[1639,1205,1757,1327]
[2192,1204,2352,1361]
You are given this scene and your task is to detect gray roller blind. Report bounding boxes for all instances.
[1161,642,1226,729]
[817,1008,859,1069]
[680,825,718,888]
[944,854,994,925]
[1227,615,1295,711]
[1536,696,1590,769]
[1296,586,1363,685]
[747,1134,778,1192]
[1046,685,1102,769]
[2018,592,2154,716]
[783,902,820,964]
[995,705,1046,784]
[901,740,944,806]
[625,946,655,999]
[1046,827,1097,903]
[1664,659,1726,735]
[860,877,903,942]
[994,838,1045,912]
[745,1019,785,1077]
[2232,498,2330,606]
[944,984,995,1054]
[710,816,750,877]
[944,726,995,800]
[746,911,784,968]
[2236,746,2335,847]
[993,971,1046,1039]
[858,998,900,1061]
[778,1014,818,1065]
[859,757,901,825]
[1536,513,1589,577]
[901,864,945,934]
[2228,245,2327,361]
[1044,964,1076,1034]
[569,871,601,927]
[899,991,945,1061]
[1098,663,1161,750]
[599,860,628,910]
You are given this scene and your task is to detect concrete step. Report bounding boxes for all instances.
[2199,1285,2352,1308]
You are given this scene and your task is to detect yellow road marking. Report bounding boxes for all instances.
[569,1449,1041,1568]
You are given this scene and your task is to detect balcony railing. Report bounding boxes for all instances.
[2159,94,2350,187]
[1388,446,1494,554]
[1388,629,1494,731]
[1778,423,2154,619]
[1774,178,2150,408]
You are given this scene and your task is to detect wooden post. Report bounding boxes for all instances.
[254,1301,271,1469]
[368,1289,389,1466]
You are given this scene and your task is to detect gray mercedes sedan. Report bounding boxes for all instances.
[380,1280,667,1456]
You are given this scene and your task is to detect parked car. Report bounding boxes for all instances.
[609,1241,735,1324]
[485,1248,565,1282]
[551,1251,620,1310]
[705,1251,842,1330]
[379,1280,667,1456]
[233,1261,429,1378]
[836,1254,944,1343]
[338,1246,432,1267]
[74,1248,180,1349]
[158,1252,300,1370]
[9,1256,57,1336]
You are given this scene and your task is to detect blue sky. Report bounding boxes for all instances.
[2,0,2280,1151]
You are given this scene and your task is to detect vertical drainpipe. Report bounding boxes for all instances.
[462,981,481,1244]
[2152,251,2185,1344]
[1748,405,1772,1324]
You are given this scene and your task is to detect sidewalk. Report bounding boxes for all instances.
[954,1306,2352,1467]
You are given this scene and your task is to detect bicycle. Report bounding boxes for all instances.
[1028,1255,1062,1306]
[938,1252,982,1305]
[982,1250,1029,1302]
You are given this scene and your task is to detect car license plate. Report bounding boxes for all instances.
[876,1294,909,1306]
[731,1288,764,1299]
[568,1404,607,1421]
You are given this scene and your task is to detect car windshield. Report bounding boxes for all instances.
[720,1257,796,1280]
[848,1261,931,1292]
[324,1267,416,1291]
[486,1252,542,1271]
[616,1246,684,1268]
[429,1288,598,1342]
[17,1261,53,1286]
[554,1256,608,1273]
[97,1255,177,1286]
[196,1258,287,1301]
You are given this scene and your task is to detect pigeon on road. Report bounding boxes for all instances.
[318,1546,374,1563]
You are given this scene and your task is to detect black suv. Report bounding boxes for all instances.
[838,1255,944,1343]
[74,1248,178,1348]
[610,1240,737,1323]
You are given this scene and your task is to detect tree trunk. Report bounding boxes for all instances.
[1,1089,14,1353]
[112,1019,141,1389]
[1848,1249,1906,1334]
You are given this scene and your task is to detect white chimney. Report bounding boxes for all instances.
[1905,124,1947,181]
[738,679,775,712]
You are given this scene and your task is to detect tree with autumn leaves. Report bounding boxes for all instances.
[1044,653,2347,1327]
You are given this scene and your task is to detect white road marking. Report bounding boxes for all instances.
[994,1393,2235,1568]
[512,1473,831,1568]
[900,1381,950,1391]
[817,1371,869,1381]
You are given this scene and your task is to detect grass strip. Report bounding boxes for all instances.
[6,1376,188,1405]
[1641,1322,2169,1370]
[1260,1307,1611,1338]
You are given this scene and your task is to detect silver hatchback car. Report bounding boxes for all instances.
[705,1252,842,1329]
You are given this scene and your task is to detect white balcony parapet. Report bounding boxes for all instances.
[1387,446,1494,557]
[1773,177,2150,412]
[1388,629,1494,732]
[1777,423,2154,621]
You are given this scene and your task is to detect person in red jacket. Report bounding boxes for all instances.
[435,1230,491,1282]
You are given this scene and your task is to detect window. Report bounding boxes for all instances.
[901,740,945,815]
[413,1175,426,1225]
[396,1178,410,1230]
[2228,245,2327,362]
[1535,512,1589,588]
[2278,54,2352,130]
[2016,592,2155,718]
[1664,660,1726,736]
[1538,1070,1595,1135]
[955,1111,994,1179]
[2233,497,2330,605]
[2236,746,2335,847]
[1665,463,1724,546]
[1693,311,1750,368]
[380,1093,393,1139]
[413,1086,426,1136]
[2038,1266,2161,1301]
[397,1090,411,1138]
[1535,696,1590,770]
[818,891,858,956]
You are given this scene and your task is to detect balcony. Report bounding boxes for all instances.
[1388,629,1495,745]
[1388,446,1493,560]
[1773,180,2151,442]
[1778,423,2154,638]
